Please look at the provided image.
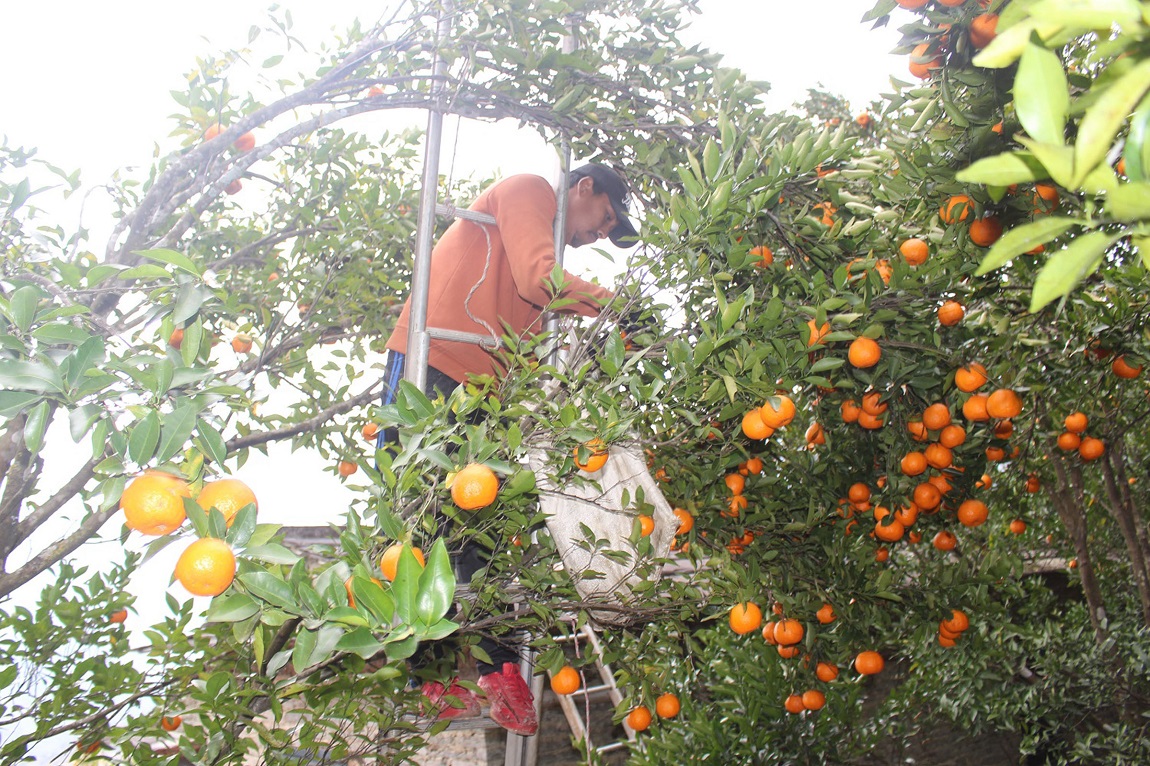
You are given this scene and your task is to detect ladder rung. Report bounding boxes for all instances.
[426,326,500,349]
[575,683,612,696]
[596,741,629,755]
[435,202,496,225]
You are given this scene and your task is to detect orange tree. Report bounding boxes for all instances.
[4,0,1150,764]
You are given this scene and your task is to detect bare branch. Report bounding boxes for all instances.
[225,385,382,453]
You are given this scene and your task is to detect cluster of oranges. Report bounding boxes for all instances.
[120,471,256,598]
[937,609,971,648]
[624,692,680,732]
[1057,411,1105,462]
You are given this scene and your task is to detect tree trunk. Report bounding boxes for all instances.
[1100,439,1150,628]
[1049,449,1108,644]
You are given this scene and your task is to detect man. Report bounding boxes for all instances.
[378,163,639,735]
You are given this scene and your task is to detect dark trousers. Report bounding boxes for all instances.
[377,349,517,676]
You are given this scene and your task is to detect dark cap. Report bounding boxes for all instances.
[569,163,640,247]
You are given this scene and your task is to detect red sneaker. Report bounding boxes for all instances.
[421,679,481,720]
[477,663,538,735]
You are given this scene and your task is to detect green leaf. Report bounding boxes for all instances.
[1030,230,1119,312]
[416,539,455,627]
[196,418,228,466]
[156,403,199,463]
[391,546,423,625]
[352,577,395,624]
[226,505,258,548]
[127,410,161,466]
[8,286,42,332]
[239,571,299,611]
[0,360,64,394]
[31,324,91,346]
[1015,41,1068,146]
[971,19,1038,69]
[335,627,386,659]
[384,631,419,661]
[1073,58,1150,187]
[134,248,202,278]
[957,151,1048,186]
[0,391,40,418]
[1026,0,1142,31]
[292,626,318,673]
[976,217,1078,275]
[1125,93,1150,182]
[61,336,105,391]
[1108,183,1150,220]
[180,318,204,367]
[416,617,460,642]
[22,401,50,454]
[206,593,260,623]
[243,543,300,566]
[1017,137,1075,188]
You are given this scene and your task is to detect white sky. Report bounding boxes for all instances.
[1,3,906,756]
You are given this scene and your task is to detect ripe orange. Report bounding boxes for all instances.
[725,473,746,495]
[857,409,885,430]
[672,509,694,536]
[860,392,887,417]
[848,336,881,368]
[451,463,499,509]
[1064,412,1088,434]
[233,132,256,152]
[751,245,774,267]
[231,333,253,353]
[875,546,890,563]
[968,216,1003,247]
[854,650,884,675]
[985,445,1006,462]
[957,499,989,527]
[841,400,862,424]
[550,666,581,695]
[1010,519,1027,534]
[801,689,826,711]
[813,201,837,226]
[922,403,951,431]
[1112,355,1143,379]
[805,422,826,446]
[816,661,839,682]
[380,543,425,581]
[962,394,990,421]
[742,409,775,440]
[939,424,966,448]
[196,478,258,527]
[1057,431,1081,451]
[848,482,871,504]
[913,482,942,510]
[121,472,192,536]
[933,530,958,551]
[361,422,380,441]
[894,503,919,527]
[938,300,965,327]
[875,518,905,542]
[929,474,954,495]
[203,123,223,141]
[574,438,610,472]
[955,363,988,392]
[638,515,655,536]
[225,179,243,195]
[816,603,836,624]
[774,618,805,646]
[160,715,182,732]
[784,693,806,714]
[626,705,653,731]
[940,195,973,224]
[901,451,927,476]
[730,602,764,635]
[856,112,872,128]
[1078,437,1105,461]
[899,237,929,266]
[993,420,1014,439]
[806,319,831,347]
[110,609,128,624]
[969,13,999,49]
[909,42,941,79]
[985,388,1023,419]
[655,692,680,718]
[174,537,236,597]
[762,621,778,644]
[168,327,185,349]
[895,0,928,7]
[938,0,967,5]
[907,420,929,442]
[924,443,953,470]
[760,395,797,429]
[1026,474,1041,493]
[726,494,748,517]
[744,457,764,475]
[942,609,970,634]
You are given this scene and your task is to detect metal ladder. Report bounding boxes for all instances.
[552,623,636,759]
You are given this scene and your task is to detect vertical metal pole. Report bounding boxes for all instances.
[405,3,453,392]
[544,19,578,367]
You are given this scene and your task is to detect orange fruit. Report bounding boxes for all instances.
[929,474,954,495]
[895,0,928,7]
[968,216,1003,247]
[963,394,990,421]
[361,422,380,441]
[805,422,826,446]
[196,478,258,527]
[121,471,192,536]
[1010,519,1027,534]
[655,692,680,718]
[1112,355,1143,379]
[942,609,970,634]
[673,508,694,535]
[338,460,358,477]
[841,400,862,424]
[848,482,871,504]
[203,123,223,141]
[938,300,965,327]
[901,451,927,476]
[807,319,831,347]
[110,609,128,624]
[759,395,796,429]
[550,666,581,695]
[774,618,805,646]
[233,132,256,152]
[726,494,748,517]
[784,693,806,714]
[725,473,746,495]
[940,195,973,224]
[957,499,989,527]
[993,420,1014,439]
[907,420,929,442]
[231,333,253,353]
[856,112,872,127]
[742,409,775,440]
[1078,437,1105,461]
[894,503,919,527]
[922,403,951,431]
[816,603,836,624]
[801,689,826,711]
[899,237,929,266]
[854,650,884,675]
[160,715,182,732]
[626,705,653,731]
[909,42,941,79]
[1057,431,1081,451]
[861,391,888,416]
[167,327,185,349]
[574,438,610,472]
[955,363,988,392]
[985,388,1023,419]
[730,602,764,635]
[816,661,839,682]
[913,482,942,510]
[875,518,905,542]
[744,457,764,474]
[848,336,881,368]
[451,463,499,509]
[939,424,966,448]
[1026,474,1041,493]
[969,13,999,49]
[1064,412,1088,434]
[762,621,778,644]
[924,443,953,470]
[751,245,774,267]
[380,543,425,581]
[225,180,243,195]
[637,515,655,536]
[174,537,236,597]
[933,530,958,551]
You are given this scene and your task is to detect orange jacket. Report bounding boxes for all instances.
[386,174,614,383]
